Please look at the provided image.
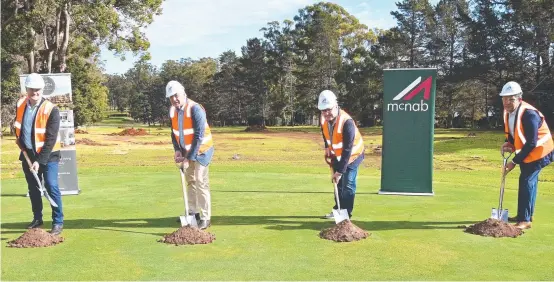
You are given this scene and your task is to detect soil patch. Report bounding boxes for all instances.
[131,141,166,145]
[158,226,215,245]
[7,228,64,248]
[464,218,523,238]
[319,220,370,242]
[78,138,107,146]
[111,128,149,136]
[75,128,88,134]
[244,125,269,132]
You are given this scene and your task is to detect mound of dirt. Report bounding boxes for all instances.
[319,220,370,242]
[7,228,64,248]
[75,128,89,134]
[464,218,523,238]
[131,141,166,145]
[158,226,215,245]
[244,125,269,132]
[78,138,106,146]
[110,128,148,136]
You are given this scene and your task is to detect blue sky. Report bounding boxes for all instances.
[99,0,412,75]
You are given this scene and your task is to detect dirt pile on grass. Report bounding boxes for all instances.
[7,228,64,248]
[110,128,148,136]
[244,125,269,132]
[158,226,215,245]
[75,128,88,134]
[320,220,370,242]
[78,138,106,146]
[464,218,523,238]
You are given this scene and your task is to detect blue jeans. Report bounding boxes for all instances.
[517,163,542,223]
[332,155,363,217]
[22,161,64,224]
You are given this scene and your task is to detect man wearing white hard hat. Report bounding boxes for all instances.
[13,73,64,235]
[166,80,214,229]
[500,81,554,229]
[318,90,365,219]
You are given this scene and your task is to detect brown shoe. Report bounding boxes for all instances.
[514,222,532,230]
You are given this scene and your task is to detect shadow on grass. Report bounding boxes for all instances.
[211,190,378,195]
[0,194,26,197]
[0,216,477,236]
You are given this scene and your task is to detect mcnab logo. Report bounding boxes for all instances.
[387,76,432,112]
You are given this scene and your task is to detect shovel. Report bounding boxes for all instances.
[332,179,350,224]
[491,151,512,222]
[178,163,198,227]
[20,149,58,208]
[325,157,349,224]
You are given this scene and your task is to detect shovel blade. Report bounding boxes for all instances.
[332,209,349,224]
[490,208,509,222]
[179,215,198,227]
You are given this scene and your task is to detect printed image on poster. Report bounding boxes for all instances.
[19,73,80,195]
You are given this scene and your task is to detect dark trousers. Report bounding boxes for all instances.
[22,160,64,224]
[332,154,364,217]
[516,162,544,223]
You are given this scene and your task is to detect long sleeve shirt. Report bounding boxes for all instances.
[18,98,61,164]
[171,104,214,166]
[507,108,554,169]
[322,119,363,173]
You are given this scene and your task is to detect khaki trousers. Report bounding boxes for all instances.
[185,161,211,220]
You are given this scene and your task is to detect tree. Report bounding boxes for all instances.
[390,0,435,67]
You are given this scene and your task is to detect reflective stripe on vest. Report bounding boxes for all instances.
[170,99,213,153]
[14,97,61,153]
[321,109,364,163]
[504,101,554,163]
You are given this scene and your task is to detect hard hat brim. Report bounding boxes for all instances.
[499,92,522,97]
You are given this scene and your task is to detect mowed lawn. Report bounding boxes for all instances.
[1,123,554,280]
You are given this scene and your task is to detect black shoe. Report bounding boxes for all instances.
[508,216,533,222]
[176,213,201,222]
[50,224,63,235]
[27,219,43,229]
[198,220,211,230]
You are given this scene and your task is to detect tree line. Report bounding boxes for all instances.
[2,0,553,131]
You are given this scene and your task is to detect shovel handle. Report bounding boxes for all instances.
[179,167,191,226]
[19,145,59,208]
[328,164,343,211]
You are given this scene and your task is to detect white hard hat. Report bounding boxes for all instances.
[317,90,337,110]
[25,73,45,89]
[165,80,185,98]
[499,81,522,96]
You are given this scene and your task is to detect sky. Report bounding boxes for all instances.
[99,0,409,75]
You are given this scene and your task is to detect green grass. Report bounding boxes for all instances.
[1,126,554,280]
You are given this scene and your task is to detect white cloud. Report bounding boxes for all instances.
[101,0,404,73]
[146,0,313,47]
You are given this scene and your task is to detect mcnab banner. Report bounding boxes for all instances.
[379,68,437,195]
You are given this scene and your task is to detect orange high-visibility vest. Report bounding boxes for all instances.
[321,109,364,163]
[170,99,213,154]
[14,97,61,153]
[504,101,554,163]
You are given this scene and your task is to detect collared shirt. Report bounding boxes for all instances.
[21,99,40,150]
[177,104,186,149]
[508,110,517,137]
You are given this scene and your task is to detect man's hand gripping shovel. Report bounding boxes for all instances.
[177,161,198,228]
[491,150,512,222]
[17,139,58,208]
[325,156,349,224]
